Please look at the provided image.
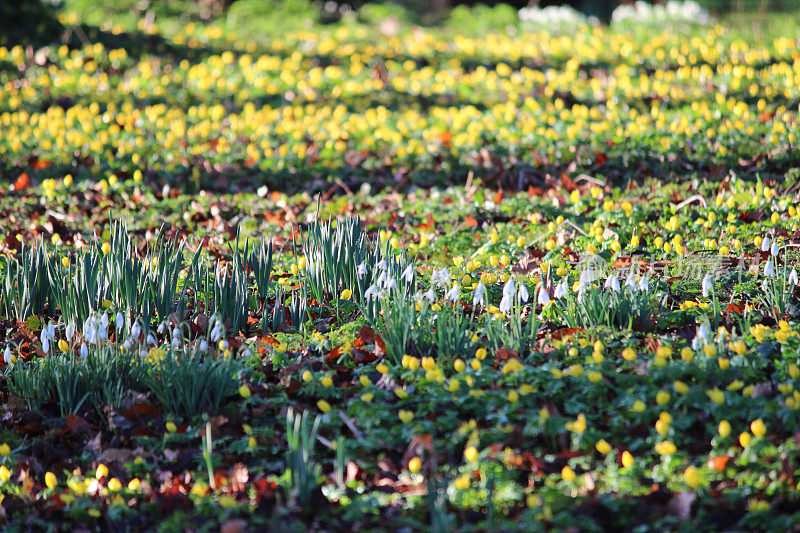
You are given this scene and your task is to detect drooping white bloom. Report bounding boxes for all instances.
[691,320,710,350]
[625,270,636,289]
[761,279,770,293]
[401,264,415,284]
[423,288,436,302]
[376,259,388,271]
[122,338,133,350]
[579,268,596,285]
[157,322,165,334]
[116,312,124,330]
[66,323,74,340]
[770,242,779,256]
[357,262,367,279]
[445,284,461,303]
[80,342,89,358]
[131,321,141,339]
[171,337,180,349]
[473,282,487,307]
[199,339,209,352]
[42,336,50,354]
[764,259,775,277]
[789,268,799,286]
[100,313,109,329]
[637,276,649,292]
[537,286,550,305]
[385,277,398,291]
[701,273,712,298]
[431,268,451,287]
[499,292,513,314]
[3,346,12,364]
[761,236,771,252]
[172,327,181,341]
[364,284,378,300]
[554,280,568,299]
[605,274,620,292]
[518,284,529,303]
[47,323,56,339]
[502,278,516,299]
[146,334,156,346]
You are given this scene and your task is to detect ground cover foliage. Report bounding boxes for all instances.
[1,5,800,532]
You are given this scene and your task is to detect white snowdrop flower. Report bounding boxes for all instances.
[47,323,56,339]
[122,338,133,350]
[100,313,109,329]
[244,348,252,358]
[157,322,165,334]
[131,321,141,339]
[431,268,451,287]
[42,336,50,354]
[385,277,398,291]
[499,292,513,314]
[171,338,180,349]
[172,327,181,341]
[473,282,486,306]
[84,325,97,345]
[423,288,436,302]
[445,284,461,303]
[401,264,415,284]
[554,280,568,299]
[116,312,124,330]
[376,259,388,271]
[579,268,595,285]
[98,325,108,341]
[40,329,49,345]
[364,284,378,300]
[637,276,649,292]
[3,346,12,364]
[357,262,367,278]
[376,271,387,288]
[66,324,74,340]
[625,270,636,289]
[605,274,620,292]
[80,342,89,359]
[139,349,147,359]
[146,334,156,346]
[537,286,550,305]
[789,268,798,285]
[502,278,516,299]
[771,242,779,256]
[199,339,209,352]
[764,259,775,277]
[210,325,222,342]
[518,284,529,303]
[761,279,770,293]
[701,273,713,298]
[761,236,771,252]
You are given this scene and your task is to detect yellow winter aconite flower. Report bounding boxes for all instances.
[750,419,766,437]
[621,451,634,468]
[0,465,12,482]
[655,441,677,456]
[317,400,331,413]
[739,432,752,447]
[454,475,471,490]
[45,472,57,489]
[565,413,587,433]
[239,385,251,398]
[0,443,10,456]
[561,466,576,481]
[408,457,421,473]
[718,420,732,438]
[595,439,612,455]
[398,409,414,423]
[683,465,702,488]
[464,446,478,463]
